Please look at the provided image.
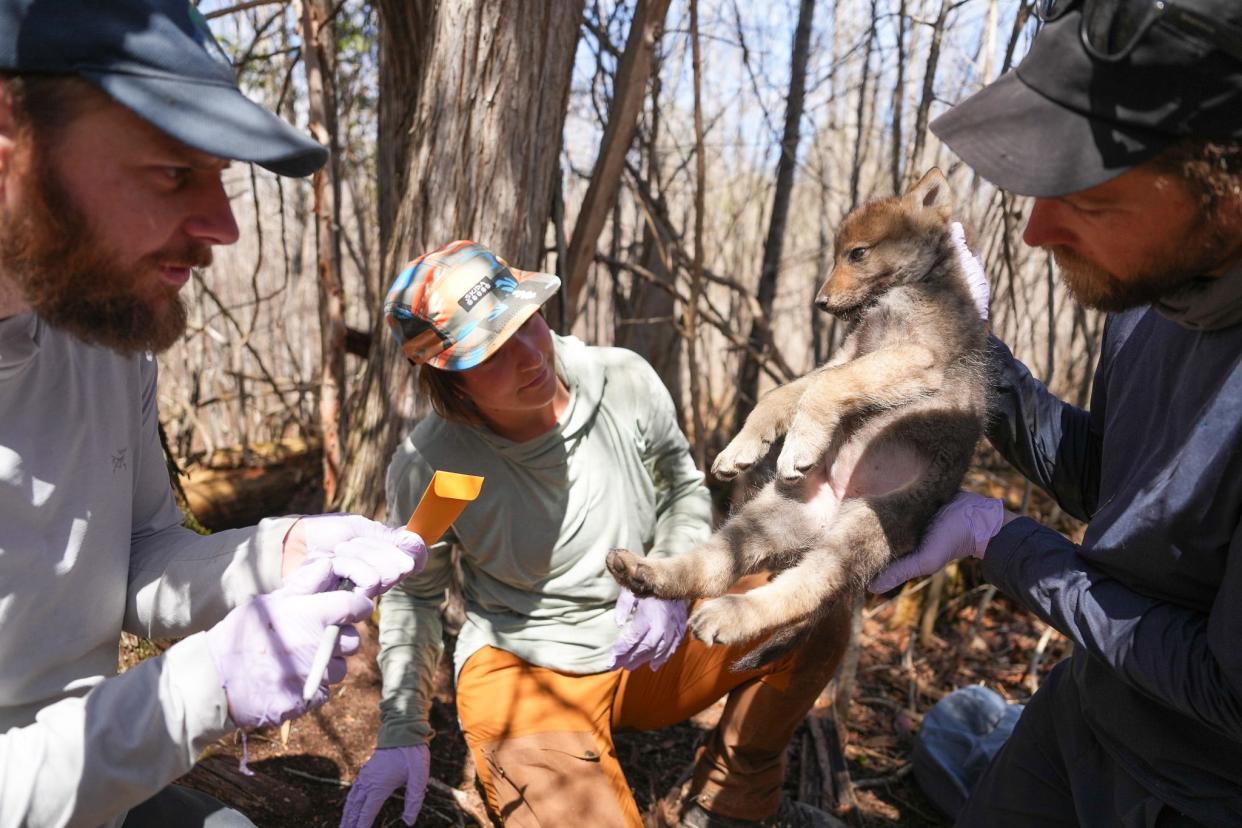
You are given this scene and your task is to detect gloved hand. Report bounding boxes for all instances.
[286,513,427,597]
[608,588,688,671]
[950,221,990,321]
[340,745,431,828]
[206,557,373,728]
[869,492,1006,594]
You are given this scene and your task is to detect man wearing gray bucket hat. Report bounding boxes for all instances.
[0,3,427,826]
[870,1,1242,825]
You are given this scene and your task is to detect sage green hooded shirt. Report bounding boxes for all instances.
[377,335,711,747]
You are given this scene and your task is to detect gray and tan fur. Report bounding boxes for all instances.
[607,168,990,670]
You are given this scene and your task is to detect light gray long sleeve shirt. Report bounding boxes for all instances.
[377,335,712,747]
[0,314,290,828]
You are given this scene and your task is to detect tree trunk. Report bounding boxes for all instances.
[809,181,834,366]
[619,30,683,422]
[889,0,909,195]
[1002,2,1034,76]
[907,0,953,180]
[967,0,1003,202]
[733,0,817,431]
[848,0,878,210]
[563,0,673,324]
[298,0,347,509]
[338,0,584,518]
[687,0,708,468]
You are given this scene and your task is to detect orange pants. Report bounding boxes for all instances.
[455,592,851,827]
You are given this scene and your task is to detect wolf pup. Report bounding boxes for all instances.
[607,168,989,669]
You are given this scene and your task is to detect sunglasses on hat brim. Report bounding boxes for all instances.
[1036,0,1242,63]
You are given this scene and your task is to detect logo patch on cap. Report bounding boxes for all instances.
[458,274,496,311]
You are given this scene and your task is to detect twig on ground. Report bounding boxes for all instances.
[1024,624,1057,691]
[853,763,913,789]
[918,569,948,646]
[809,710,856,811]
[936,582,993,623]
[798,730,820,808]
[885,788,940,824]
[962,585,997,645]
[426,778,492,828]
[855,695,904,711]
[283,767,344,786]
[832,592,868,725]
[902,632,918,712]
[864,575,933,620]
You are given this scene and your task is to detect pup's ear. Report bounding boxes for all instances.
[903,167,953,221]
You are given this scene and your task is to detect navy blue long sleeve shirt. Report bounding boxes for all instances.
[982,308,1242,826]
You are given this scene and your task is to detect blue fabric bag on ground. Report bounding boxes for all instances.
[912,685,1024,818]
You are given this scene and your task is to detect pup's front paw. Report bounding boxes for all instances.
[711,430,772,480]
[775,414,834,481]
[605,548,663,597]
[690,594,767,647]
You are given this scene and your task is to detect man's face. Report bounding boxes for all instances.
[0,84,239,352]
[1022,165,1242,312]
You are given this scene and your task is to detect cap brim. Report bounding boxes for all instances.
[84,71,328,177]
[430,270,561,371]
[930,70,1171,197]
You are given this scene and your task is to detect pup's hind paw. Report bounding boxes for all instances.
[690,594,767,647]
[605,548,663,597]
[711,432,771,480]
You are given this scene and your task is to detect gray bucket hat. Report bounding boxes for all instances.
[932,0,1242,196]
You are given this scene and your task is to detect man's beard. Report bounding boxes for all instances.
[1050,216,1234,313]
[0,141,207,354]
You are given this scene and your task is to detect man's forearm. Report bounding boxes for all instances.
[125,517,292,638]
[984,518,1242,741]
[376,592,444,748]
[0,634,230,828]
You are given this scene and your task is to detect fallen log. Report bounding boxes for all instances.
[181,445,321,531]
[179,754,310,816]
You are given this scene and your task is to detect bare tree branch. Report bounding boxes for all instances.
[205,0,289,20]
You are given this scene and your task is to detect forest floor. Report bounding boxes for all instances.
[155,462,1080,828]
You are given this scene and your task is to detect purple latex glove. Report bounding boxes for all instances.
[950,221,990,321]
[291,513,427,597]
[869,492,1006,594]
[340,745,430,828]
[608,588,688,671]
[206,557,373,728]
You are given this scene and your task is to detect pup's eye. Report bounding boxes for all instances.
[848,247,868,263]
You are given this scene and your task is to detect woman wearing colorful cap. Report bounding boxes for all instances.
[340,241,851,828]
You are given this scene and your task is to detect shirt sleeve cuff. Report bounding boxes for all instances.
[376,718,435,749]
[981,516,1066,599]
[161,632,235,752]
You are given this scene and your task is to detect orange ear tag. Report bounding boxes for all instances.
[405,471,485,544]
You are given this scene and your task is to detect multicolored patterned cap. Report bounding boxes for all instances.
[384,240,562,371]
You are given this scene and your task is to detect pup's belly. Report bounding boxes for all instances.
[796,438,930,525]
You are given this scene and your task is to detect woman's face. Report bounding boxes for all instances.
[455,312,561,418]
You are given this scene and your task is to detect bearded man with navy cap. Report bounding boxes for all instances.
[869,1,1242,825]
[0,3,429,826]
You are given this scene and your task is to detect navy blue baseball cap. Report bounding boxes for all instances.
[0,0,327,177]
